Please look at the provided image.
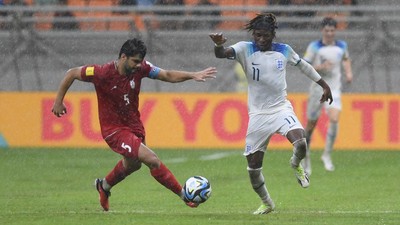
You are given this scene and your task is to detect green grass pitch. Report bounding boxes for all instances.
[1,148,399,225]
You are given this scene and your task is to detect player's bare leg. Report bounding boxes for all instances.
[138,143,197,207]
[322,109,340,172]
[95,157,142,211]
[247,152,275,214]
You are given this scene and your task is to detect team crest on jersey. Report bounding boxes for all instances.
[275,59,284,70]
[130,80,135,89]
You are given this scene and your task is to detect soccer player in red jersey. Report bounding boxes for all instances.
[51,38,217,211]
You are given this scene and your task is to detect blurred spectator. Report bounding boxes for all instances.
[137,0,155,7]
[52,0,79,30]
[291,0,317,21]
[233,62,247,92]
[35,0,59,4]
[116,0,137,14]
[318,0,339,4]
[185,0,221,30]
[118,0,137,5]
[267,0,291,29]
[269,0,317,29]
[154,0,184,30]
[2,0,33,30]
[0,0,5,29]
[348,0,362,17]
[0,0,5,16]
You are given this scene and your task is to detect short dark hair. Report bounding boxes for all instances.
[245,13,278,35]
[119,38,147,59]
[321,17,337,28]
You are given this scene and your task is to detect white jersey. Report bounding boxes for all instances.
[230,41,301,115]
[303,40,349,91]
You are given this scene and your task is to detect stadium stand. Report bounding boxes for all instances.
[1,0,400,93]
[12,0,355,32]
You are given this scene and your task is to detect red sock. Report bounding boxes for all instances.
[105,160,127,187]
[151,163,182,195]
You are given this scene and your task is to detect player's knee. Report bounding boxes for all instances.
[247,161,262,170]
[330,118,339,124]
[127,162,142,174]
[293,138,307,159]
[146,156,161,169]
[246,152,263,169]
[124,158,142,174]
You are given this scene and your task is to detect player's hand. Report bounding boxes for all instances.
[320,87,333,105]
[52,102,67,117]
[192,67,217,82]
[316,79,333,104]
[209,33,227,46]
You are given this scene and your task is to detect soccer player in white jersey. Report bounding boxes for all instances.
[209,13,333,215]
[302,17,353,175]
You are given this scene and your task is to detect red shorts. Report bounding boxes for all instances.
[105,130,143,159]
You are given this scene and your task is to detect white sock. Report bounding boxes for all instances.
[324,122,338,156]
[102,178,111,191]
[291,138,307,167]
[247,167,272,205]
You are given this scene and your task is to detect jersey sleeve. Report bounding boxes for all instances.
[303,42,317,64]
[143,60,161,79]
[337,40,350,60]
[285,44,301,66]
[230,41,250,60]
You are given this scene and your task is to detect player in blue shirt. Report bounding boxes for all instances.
[303,17,353,174]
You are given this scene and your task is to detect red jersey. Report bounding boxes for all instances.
[80,60,160,139]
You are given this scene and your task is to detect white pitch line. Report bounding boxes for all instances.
[163,152,237,164]
[4,210,398,215]
[199,152,237,161]
[163,157,188,164]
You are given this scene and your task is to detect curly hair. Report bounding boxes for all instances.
[119,38,147,59]
[245,13,278,34]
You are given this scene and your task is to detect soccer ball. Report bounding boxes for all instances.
[183,176,211,204]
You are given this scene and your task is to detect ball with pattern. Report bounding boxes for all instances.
[183,176,211,204]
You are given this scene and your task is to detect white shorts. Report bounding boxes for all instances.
[243,103,304,156]
[307,88,342,121]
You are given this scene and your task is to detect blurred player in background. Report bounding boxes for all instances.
[209,13,332,215]
[233,62,247,92]
[51,38,216,211]
[302,17,353,174]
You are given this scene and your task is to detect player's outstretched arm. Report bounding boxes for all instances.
[156,67,217,83]
[342,58,353,83]
[52,67,83,117]
[209,33,234,59]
